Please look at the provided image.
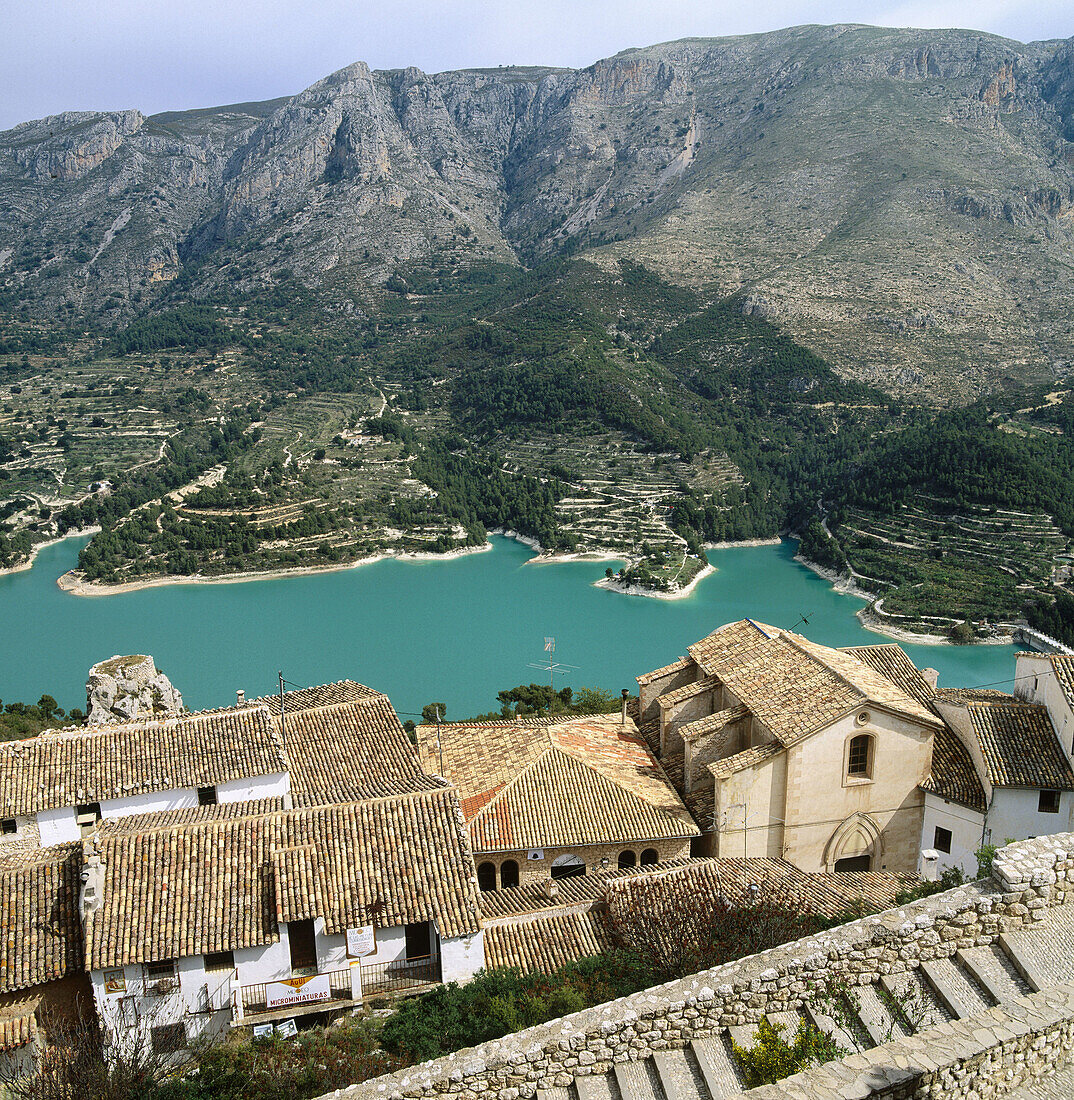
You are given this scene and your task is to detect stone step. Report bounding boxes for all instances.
[690,1035,745,1100]
[652,1048,703,1100]
[575,1073,619,1100]
[881,971,952,1031]
[920,957,993,1020]
[1000,931,1055,993]
[538,1090,572,1100]
[853,983,913,1045]
[613,1059,660,1100]
[957,944,1030,1005]
[802,996,864,1056]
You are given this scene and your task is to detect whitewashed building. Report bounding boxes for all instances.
[83,790,485,1059]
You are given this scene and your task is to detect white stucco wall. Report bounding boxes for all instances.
[36,806,78,846]
[921,792,983,877]
[101,788,198,820]
[217,771,291,804]
[986,788,1074,846]
[438,925,485,982]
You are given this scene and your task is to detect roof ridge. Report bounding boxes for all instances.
[467,747,554,821]
[782,632,868,700]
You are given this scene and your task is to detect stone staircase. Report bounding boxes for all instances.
[542,935,1045,1100]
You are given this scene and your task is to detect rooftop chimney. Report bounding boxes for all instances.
[541,879,560,900]
[621,689,630,725]
[921,668,940,691]
[79,853,104,924]
[236,689,245,706]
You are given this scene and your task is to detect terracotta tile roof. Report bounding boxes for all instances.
[483,910,616,974]
[707,743,783,781]
[476,858,706,920]
[841,644,937,708]
[251,680,383,715]
[0,708,287,817]
[656,677,718,710]
[282,698,443,807]
[0,1013,36,1053]
[636,658,691,687]
[681,621,940,746]
[921,727,987,812]
[966,703,1074,790]
[604,859,918,922]
[679,706,750,744]
[1049,657,1074,712]
[86,790,481,970]
[0,845,82,994]
[934,687,1013,704]
[416,716,698,854]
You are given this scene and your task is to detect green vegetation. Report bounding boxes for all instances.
[0,695,82,741]
[464,683,623,721]
[731,1016,843,1088]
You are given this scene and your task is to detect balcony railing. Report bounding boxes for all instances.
[360,954,438,996]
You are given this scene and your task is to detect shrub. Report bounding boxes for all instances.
[731,1017,843,1088]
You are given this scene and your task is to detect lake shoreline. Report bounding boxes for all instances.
[0,527,102,581]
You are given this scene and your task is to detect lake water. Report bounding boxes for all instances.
[0,535,1017,719]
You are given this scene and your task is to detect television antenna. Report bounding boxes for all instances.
[527,637,577,692]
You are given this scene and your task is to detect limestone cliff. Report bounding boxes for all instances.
[85,654,184,724]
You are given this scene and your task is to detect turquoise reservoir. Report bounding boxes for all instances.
[0,535,1017,718]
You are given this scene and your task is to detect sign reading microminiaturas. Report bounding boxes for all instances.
[346,925,376,958]
[265,974,331,1010]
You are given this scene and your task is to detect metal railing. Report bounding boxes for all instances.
[241,968,352,1014]
[360,954,438,996]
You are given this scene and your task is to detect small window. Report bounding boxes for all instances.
[477,862,497,892]
[76,802,101,837]
[144,959,177,982]
[500,860,519,889]
[150,1023,186,1055]
[834,854,872,872]
[404,921,431,961]
[640,848,659,866]
[197,786,217,806]
[1,818,16,836]
[203,950,235,973]
[618,850,637,870]
[847,735,872,778]
[933,827,952,854]
[1039,789,1061,814]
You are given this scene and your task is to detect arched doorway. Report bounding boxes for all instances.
[551,854,586,879]
[500,859,519,888]
[477,861,497,892]
[640,848,659,866]
[618,850,637,869]
[824,812,884,873]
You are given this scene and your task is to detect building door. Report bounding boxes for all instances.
[288,919,318,972]
[834,854,871,872]
[404,921,431,960]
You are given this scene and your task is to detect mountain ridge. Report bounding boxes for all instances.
[2,23,1074,399]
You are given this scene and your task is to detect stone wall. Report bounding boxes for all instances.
[727,983,1074,1100]
[325,834,1074,1100]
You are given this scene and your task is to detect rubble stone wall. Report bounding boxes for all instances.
[327,834,1074,1100]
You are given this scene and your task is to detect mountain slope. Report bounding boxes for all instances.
[1,24,1074,400]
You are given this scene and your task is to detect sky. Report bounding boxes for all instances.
[2,0,1072,131]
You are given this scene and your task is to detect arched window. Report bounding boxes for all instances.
[551,854,586,879]
[834,854,872,872]
[847,734,872,779]
[500,859,519,888]
[618,850,637,870]
[640,848,659,866]
[477,862,497,892]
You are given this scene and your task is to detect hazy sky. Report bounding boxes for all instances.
[3,0,1072,130]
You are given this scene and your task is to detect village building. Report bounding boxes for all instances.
[415,714,699,890]
[0,707,290,848]
[83,790,484,1059]
[0,844,88,1079]
[636,620,943,874]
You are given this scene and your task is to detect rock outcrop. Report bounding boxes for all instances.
[85,654,184,724]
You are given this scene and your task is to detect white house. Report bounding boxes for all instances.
[0,707,290,849]
[83,790,485,1060]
